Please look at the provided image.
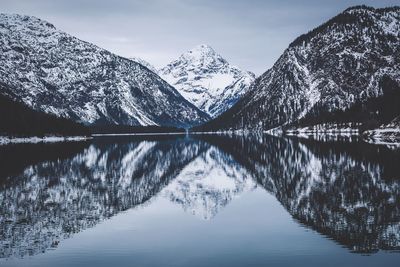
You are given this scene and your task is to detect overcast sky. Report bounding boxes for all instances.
[1,0,399,74]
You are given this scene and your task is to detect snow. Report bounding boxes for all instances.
[202,7,400,133]
[119,82,158,126]
[193,73,235,92]
[286,123,360,135]
[129,57,158,74]
[0,13,208,128]
[0,136,91,145]
[289,50,321,120]
[159,44,255,117]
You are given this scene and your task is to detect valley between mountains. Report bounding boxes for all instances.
[0,5,399,143]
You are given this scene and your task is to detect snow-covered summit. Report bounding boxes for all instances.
[160,44,255,117]
[171,44,228,71]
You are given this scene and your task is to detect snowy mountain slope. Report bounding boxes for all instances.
[0,14,209,128]
[160,44,255,117]
[129,57,159,74]
[195,6,400,131]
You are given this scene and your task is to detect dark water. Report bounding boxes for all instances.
[0,134,399,267]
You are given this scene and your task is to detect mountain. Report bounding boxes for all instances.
[129,57,159,74]
[195,6,400,131]
[0,91,89,137]
[160,44,255,117]
[0,14,209,128]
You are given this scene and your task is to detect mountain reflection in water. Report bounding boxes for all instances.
[0,134,399,260]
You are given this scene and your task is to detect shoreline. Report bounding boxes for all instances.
[0,136,91,145]
[190,128,400,145]
[1,128,399,146]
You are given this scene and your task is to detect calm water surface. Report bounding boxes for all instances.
[0,134,399,267]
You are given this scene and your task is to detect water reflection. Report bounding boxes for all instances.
[0,134,399,259]
[162,146,256,220]
[0,136,208,258]
[199,134,400,254]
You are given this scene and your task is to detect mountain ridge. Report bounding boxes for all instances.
[194,5,400,132]
[129,57,159,74]
[0,13,209,128]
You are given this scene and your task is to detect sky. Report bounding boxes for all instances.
[1,0,399,75]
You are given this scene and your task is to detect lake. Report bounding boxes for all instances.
[0,134,399,267]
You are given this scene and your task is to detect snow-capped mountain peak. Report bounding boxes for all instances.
[160,44,255,117]
[177,44,228,70]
